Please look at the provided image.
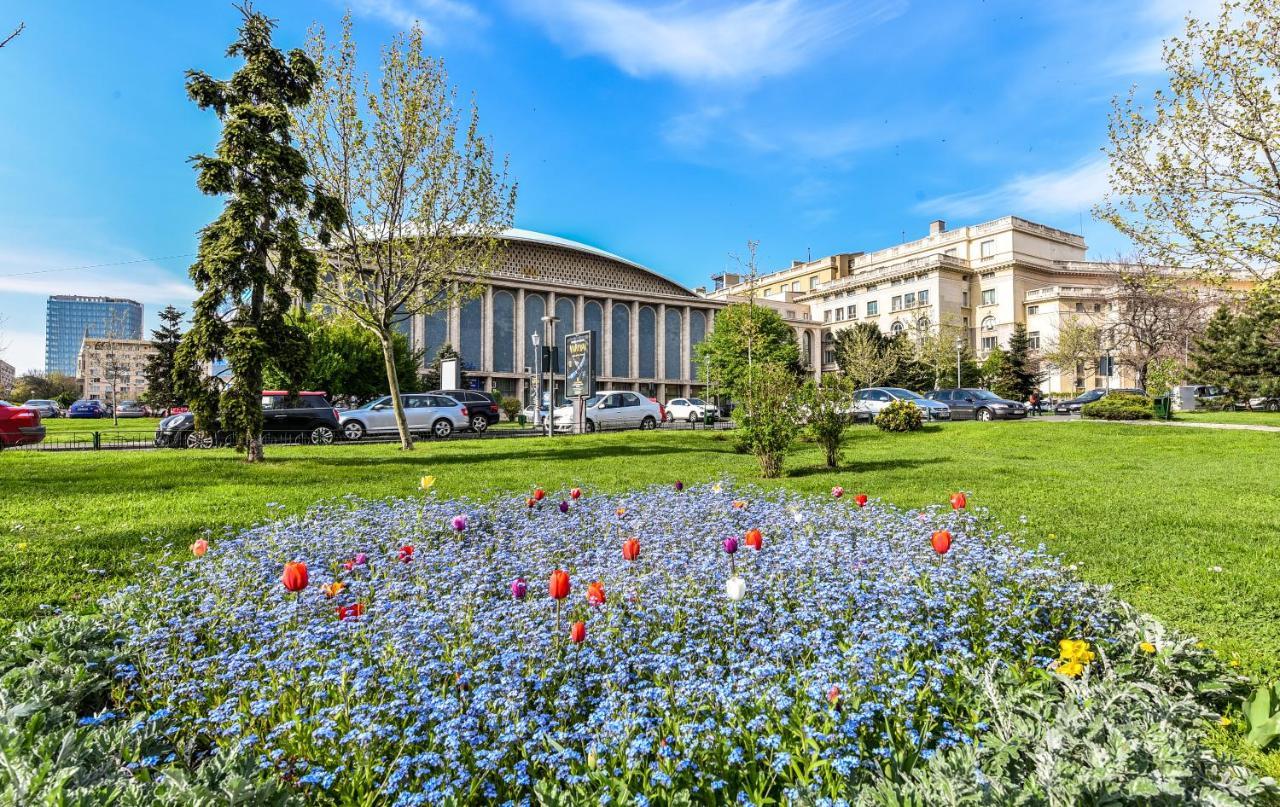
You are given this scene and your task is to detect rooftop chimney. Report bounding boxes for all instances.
[929,219,947,236]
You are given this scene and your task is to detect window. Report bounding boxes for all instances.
[890,321,905,335]
[688,310,707,379]
[980,289,996,306]
[1027,304,1039,315]
[611,303,630,377]
[638,306,657,378]
[491,290,515,373]
[961,290,969,307]
[1093,303,1102,312]
[585,300,604,376]
[918,289,928,305]
[823,309,832,323]
[981,336,997,351]
[1028,331,1041,350]
[791,281,799,292]
[891,295,902,311]
[460,297,483,371]
[1075,302,1085,313]
[664,308,682,380]
[809,276,818,290]
[980,240,995,258]
[917,316,930,330]
[903,292,915,307]
[834,308,844,322]
[846,304,856,318]
[866,300,879,316]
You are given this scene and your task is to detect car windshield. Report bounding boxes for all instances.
[356,396,390,409]
[965,389,1001,400]
[1080,390,1105,401]
[883,388,924,400]
[689,398,706,406]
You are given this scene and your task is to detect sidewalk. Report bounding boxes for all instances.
[1038,415,1280,433]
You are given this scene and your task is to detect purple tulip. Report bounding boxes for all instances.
[451,514,468,532]
[353,552,368,565]
[510,577,527,599]
[723,537,739,555]
[559,500,570,514]
[674,480,684,491]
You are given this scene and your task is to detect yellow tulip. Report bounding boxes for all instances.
[420,476,436,490]
[1139,641,1156,654]
[1058,639,1095,663]
[1057,660,1084,677]
[1219,716,1232,727]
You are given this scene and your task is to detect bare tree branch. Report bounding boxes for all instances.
[0,21,23,49]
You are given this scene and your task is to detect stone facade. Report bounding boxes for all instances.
[77,337,157,403]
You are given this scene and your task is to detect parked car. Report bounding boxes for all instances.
[0,400,45,449]
[429,389,500,432]
[22,399,62,418]
[1054,388,1147,415]
[551,391,663,432]
[339,394,469,440]
[155,391,341,448]
[665,397,716,423]
[852,387,951,421]
[522,394,570,425]
[925,388,1027,421]
[1248,395,1280,412]
[68,399,108,419]
[115,400,147,418]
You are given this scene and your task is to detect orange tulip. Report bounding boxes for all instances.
[931,530,953,555]
[587,581,606,606]
[744,528,763,551]
[191,539,208,557]
[950,492,967,510]
[622,537,640,561]
[321,581,346,598]
[570,620,586,643]
[282,561,309,592]
[549,569,571,600]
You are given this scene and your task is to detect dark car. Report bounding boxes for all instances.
[0,401,45,449]
[1054,388,1147,415]
[68,399,108,419]
[925,388,1027,421]
[429,389,499,432]
[155,391,341,448]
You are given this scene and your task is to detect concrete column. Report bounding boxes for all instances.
[630,300,639,384]
[482,286,494,373]
[576,293,585,332]
[681,305,692,382]
[656,302,667,382]
[515,288,526,374]
[448,292,461,351]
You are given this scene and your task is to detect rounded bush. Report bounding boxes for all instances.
[875,398,924,431]
[1082,392,1153,420]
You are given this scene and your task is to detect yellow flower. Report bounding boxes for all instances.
[1058,639,1095,664]
[16,542,27,551]
[1057,660,1085,677]
[711,482,723,493]
[420,475,436,490]
[1139,641,1156,654]
[1230,658,1241,668]
[321,581,346,599]
[1219,716,1232,727]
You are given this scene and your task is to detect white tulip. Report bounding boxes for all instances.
[726,576,746,601]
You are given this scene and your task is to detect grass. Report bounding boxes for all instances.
[1176,410,1280,427]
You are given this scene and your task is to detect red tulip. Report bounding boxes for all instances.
[533,488,546,501]
[549,569,571,600]
[398,545,414,563]
[336,602,365,621]
[950,492,967,510]
[931,530,953,555]
[854,494,868,508]
[526,497,536,509]
[744,528,763,551]
[570,620,586,643]
[570,487,582,499]
[282,561,309,592]
[827,685,841,707]
[191,539,208,557]
[622,537,640,561]
[586,581,606,606]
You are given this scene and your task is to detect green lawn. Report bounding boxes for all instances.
[3,421,1279,682]
[1176,410,1280,427]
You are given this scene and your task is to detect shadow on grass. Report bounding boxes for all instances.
[785,457,941,478]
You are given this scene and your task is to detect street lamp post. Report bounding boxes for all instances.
[541,315,559,437]
[530,331,542,429]
[954,337,964,389]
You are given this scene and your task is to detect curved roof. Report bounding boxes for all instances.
[500,228,697,297]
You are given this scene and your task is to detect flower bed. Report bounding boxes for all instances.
[2,484,1274,804]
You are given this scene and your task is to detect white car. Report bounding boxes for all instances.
[665,397,716,423]
[852,387,951,421]
[339,393,470,440]
[551,391,663,432]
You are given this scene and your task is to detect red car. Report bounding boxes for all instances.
[0,400,46,449]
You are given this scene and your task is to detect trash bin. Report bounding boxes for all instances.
[1153,396,1172,420]
[704,411,715,427]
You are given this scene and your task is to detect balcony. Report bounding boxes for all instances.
[1024,285,1108,302]
[809,253,966,297]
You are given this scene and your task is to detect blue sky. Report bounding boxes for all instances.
[0,0,1215,373]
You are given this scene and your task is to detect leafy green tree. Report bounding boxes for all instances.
[991,324,1043,401]
[176,4,343,462]
[11,372,79,407]
[141,306,185,412]
[801,375,853,469]
[979,347,1007,390]
[1041,317,1101,393]
[1192,287,1280,397]
[832,323,905,389]
[696,303,800,403]
[1097,0,1280,280]
[263,313,420,405]
[738,362,800,478]
[296,14,516,450]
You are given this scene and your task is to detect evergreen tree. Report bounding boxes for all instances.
[176,4,343,461]
[263,313,421,406]
[1192,288,1280,397]
[991,324,1042,400]
[142,305,185,411]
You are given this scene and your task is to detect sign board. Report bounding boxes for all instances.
[564,330,594,399]
[441,357,459,390]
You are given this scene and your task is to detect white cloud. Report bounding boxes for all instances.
[0,329,46,377]
[513,0,905,83]
[344,0,484,37]
[916,155,1111,220]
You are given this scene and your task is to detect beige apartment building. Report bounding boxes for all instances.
[0,359,13,395]
[77,337,157,403]
[704,215,1223,394]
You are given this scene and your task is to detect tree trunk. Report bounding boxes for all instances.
[245,280,266,464]
[380,330,414,451]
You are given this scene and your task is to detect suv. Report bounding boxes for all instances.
[665,397,715,423]
[925,388,1026,421]
[154,391,341,448]
[430,389,499,432]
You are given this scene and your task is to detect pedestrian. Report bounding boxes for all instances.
[1028,390,1041,416]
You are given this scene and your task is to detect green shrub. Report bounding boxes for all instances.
[1082,392,1153,420]
[499,397,521,422]
[736,363,800,477]
[875,399,923,432]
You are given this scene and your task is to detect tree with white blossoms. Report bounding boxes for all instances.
[1041,317,1101,393]
[1097,0,1280,280]
[295,14,516,450]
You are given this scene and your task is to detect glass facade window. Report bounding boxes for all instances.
[524,293,545,372]
[554,297,574,372]
[611,304,630,377]
[44,296,143,376]
[492,291,515,373]
[638,306,656,378]
[459,297,483,371]
[584,301,603,377]
[663,308,682,380]
[423,309,448,367]
[688,310,706,379]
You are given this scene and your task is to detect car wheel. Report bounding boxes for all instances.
[186,431,214,450]
[1268,401,1279,412]
[640,415,657,430]
[470,415,489,433]
[342,421,365,440]
[687,412,697,423]
[976,408,993,422]
[433,418,454,438]
[310,426,335,445]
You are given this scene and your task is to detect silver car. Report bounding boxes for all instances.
[552,391,663,432]
[852,387,951,421]
[339,393,469,440]
[22,399,62,418]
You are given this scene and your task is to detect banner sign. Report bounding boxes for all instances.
[565,331,594,399]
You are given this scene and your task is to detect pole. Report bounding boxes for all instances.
[531,332,542,429]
